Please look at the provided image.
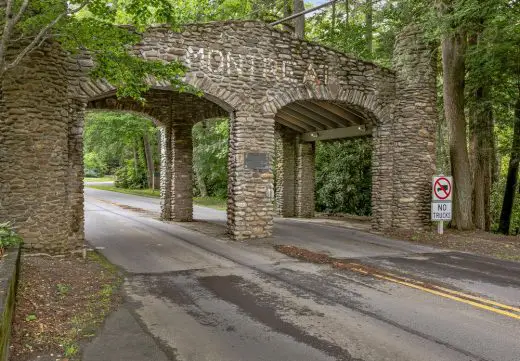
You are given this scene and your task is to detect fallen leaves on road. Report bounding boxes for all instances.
[388,229,520,262]
[274,245,331,264]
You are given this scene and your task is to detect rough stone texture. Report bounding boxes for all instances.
[0,20,437,248]
[0,247,20,361]
[160,125,173,220]
[295,140,316,218]
[67,99,87,246]
[170,121,194,221]
[227,111,276,239]
[275,125,297,217]
[0,42,83,252]
[390,25,437,231]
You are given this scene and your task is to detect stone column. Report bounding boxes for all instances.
[275,125,297,217]
[170,121,193,221]
[67,99,87,247]
[227,110,275,240]
[371,121,394,230]
[391,25,437,230]
[0,42,77,252]
[295,140,315,218]
[160,124,173,220]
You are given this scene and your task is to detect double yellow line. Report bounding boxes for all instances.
[335,262,520,320]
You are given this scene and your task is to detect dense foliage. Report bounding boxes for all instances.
[315,139,372,216]
[84,112,159,189]
[192,120,229,199]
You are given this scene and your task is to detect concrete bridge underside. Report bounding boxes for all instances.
[0,21,437,252]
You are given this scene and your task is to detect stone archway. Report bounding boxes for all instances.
[0,21,436,251]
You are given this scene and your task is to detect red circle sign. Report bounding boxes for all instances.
[434,177,452,200]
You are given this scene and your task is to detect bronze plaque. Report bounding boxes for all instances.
[245,153,270,171]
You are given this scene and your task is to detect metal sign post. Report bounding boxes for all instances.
[438,220,444,235]
[432,175,453,234]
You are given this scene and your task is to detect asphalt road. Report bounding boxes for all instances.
[84,187,520,361]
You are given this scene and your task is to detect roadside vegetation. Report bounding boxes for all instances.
[0,222,22,256]
[84,176,115,183]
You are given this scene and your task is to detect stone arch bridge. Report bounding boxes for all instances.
[0,21,436,252]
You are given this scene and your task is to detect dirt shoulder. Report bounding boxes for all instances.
[304,213,520,263]
[10,252,123,361]
[387,228,520,262]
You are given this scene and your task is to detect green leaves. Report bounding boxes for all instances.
[0,222,23,251]
[193,119,229,198]
[315,139,373,216]
[84,112,158,178]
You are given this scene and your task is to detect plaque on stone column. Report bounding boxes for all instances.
[245,153,270,172]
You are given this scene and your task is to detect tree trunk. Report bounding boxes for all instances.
[442,31,474,230]
[470,85,494,231]
[283,0,293,33]
[345,0,349,28]
[155,128,161,190]
[143,132,154,189]
[498,86,520,234]
[194,167,208,197]
[133,143,139,177]
[293,0,305,39]
[332,1,336,38]
[365,0,373,55]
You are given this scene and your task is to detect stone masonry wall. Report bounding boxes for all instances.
[170,121,194,221]
[80,21,399,239]
[391,25,437,230]
[160,125,173,220]
[275,124,297,217]
[0,20,437,248]
[0,42,82,252]
[295,140,316,218]
[227,110,276,239]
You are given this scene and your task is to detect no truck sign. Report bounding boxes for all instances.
[431,202,452,221]
[432,176,453,201]
[432,175,453,234]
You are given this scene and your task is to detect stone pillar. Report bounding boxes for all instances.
[0,42,80,252]
[391,25,437,230]
[295,140,315,218]
[371,121,395,231]
[67,99,87,247]
[275,126,297,217]
[227,110,275,240]
[170,121,193,221]
[160,124,173,220]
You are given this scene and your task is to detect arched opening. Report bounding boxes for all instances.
[83,88,232,230]
[274,100,374,222]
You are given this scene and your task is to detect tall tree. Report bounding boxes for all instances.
[499,86,520,234]
[293,0,305,39]
[470,84,494,230]
[442,29,474,230]
[143,132,155,188]
[365,0,373,55]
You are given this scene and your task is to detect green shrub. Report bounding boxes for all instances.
[315,138,372,216]
[84,152,107,178]
[114,160,147,189]
[0,222,23,255]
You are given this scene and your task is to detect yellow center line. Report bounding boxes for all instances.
[345,263,520,314]
[341,267,520,320]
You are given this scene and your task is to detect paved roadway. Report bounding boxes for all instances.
[83,188,520,361]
